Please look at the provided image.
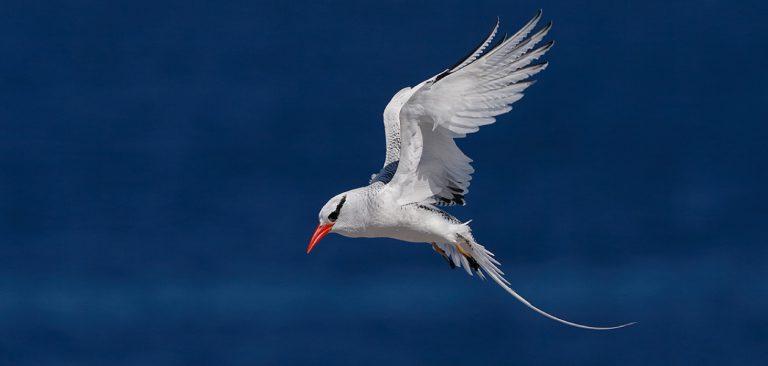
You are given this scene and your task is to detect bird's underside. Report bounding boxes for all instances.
[310,10,634,330]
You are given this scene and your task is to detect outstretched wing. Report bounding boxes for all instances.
[383,11,553,206]
[370,18,501,187]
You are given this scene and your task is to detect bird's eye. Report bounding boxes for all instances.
[327,195,346,222]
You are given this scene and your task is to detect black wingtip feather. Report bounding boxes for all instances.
[444,17,500,73]
[534,40,555,55]
[543,21,553,32]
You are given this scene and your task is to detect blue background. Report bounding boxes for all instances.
[1,0,766,365]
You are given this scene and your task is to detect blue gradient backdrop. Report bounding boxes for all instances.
[1,1,767,365]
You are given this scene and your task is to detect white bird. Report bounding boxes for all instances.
[308,11,633,330]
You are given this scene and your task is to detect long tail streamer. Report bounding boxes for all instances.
[439,236,635,330]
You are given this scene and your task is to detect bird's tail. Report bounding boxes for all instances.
[435,233,635,330]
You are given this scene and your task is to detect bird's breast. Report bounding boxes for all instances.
[336,204,456,244]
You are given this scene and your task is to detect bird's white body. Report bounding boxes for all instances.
[329,189,468,244]
[309,11,633,330]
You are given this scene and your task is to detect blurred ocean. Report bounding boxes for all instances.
[1,0,766,365]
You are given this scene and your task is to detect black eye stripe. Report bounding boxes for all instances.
[328,195,346,222]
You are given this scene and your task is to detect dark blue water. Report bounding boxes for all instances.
[1,0,767,365]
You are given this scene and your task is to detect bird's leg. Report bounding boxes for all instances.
[454,241,481,272]
[431,242,456,269]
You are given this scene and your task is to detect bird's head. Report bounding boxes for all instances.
[307,192,348,253]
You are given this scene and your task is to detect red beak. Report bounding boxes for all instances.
[307,223,334,254]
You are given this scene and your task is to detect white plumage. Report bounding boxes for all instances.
[309,10,633,330]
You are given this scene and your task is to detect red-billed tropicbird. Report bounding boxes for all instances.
[308,10,633,330]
